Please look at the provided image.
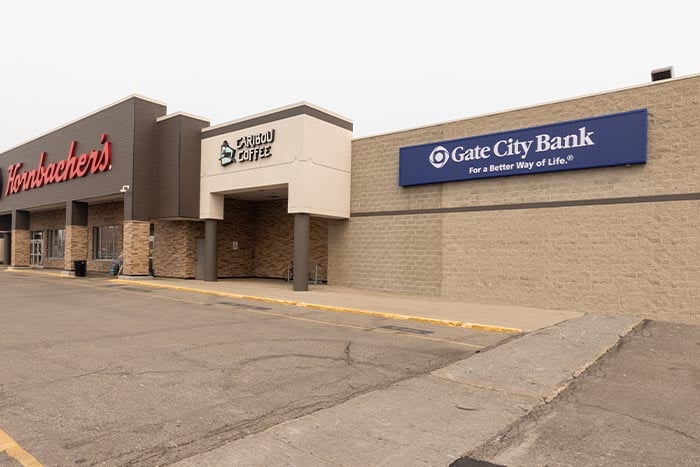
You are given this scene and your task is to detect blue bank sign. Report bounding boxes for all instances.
[399,109,647,186]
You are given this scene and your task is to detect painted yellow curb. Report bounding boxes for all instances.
[0,428,43,467]
[4,268,70,278]
[112,279,522,334]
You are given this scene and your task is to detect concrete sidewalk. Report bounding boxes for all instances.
[173,313,642,466]
[4,268,581,332]
[115,277,582,333]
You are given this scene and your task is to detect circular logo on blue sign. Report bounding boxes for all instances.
[428,146,450,169]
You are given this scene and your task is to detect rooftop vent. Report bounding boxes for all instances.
[651,66,674,82]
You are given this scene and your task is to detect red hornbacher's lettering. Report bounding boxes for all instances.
[4,134,112,196]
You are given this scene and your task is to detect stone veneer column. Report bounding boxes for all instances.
[122,220,151,276]
[11,230,30,267]
[64,225,88,271]
[11,210,30,267]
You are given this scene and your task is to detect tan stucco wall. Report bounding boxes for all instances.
[329,75,700,324]
[200,110,352,220]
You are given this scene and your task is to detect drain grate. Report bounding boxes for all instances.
[379,325,434,335]
[217,301,272,311]
[118,287,152,293]
[449,458,506,467]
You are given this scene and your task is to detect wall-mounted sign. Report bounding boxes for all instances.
[220,129,275,167]
[3,134,112,196]
[399,110,647,186]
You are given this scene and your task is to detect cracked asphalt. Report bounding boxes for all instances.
[466,320,700,466]
[0,272,507,466]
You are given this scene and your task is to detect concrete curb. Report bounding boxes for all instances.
[112,279,523,334]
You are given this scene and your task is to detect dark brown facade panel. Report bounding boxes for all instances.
[67,201,88,226]
[179,116,208,219]
[130,100,167,221]
[0,214,10,231]
[12,210,29,230]
[155,117,182,219]
[201,104,352,139]
[0,99,137,215]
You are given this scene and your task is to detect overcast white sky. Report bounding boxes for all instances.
[0,1,697,152]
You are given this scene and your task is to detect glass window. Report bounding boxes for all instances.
[93,225,121,260]
[47,229,65,259]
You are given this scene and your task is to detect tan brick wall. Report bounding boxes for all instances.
[330,76,700,324]
[122,221,150,276]
[11,229,29,267]
[87,202,124,272]
[65,225,88,270]
[328,215,442,295]
[440,201,698,324]
[350,76,699,214]
[153,220,203,278]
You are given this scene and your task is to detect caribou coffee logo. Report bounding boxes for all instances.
[220,129,275,167]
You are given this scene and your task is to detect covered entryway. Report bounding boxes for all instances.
[214,186,328,285]
[199,102,352,291]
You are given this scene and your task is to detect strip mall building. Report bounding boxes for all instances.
[1,74,697,324]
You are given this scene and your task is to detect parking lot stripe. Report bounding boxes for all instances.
[0,428,43,467]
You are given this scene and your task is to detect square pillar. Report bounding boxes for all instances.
[293,213,310,291]
[204,219,218,282]
[64,226,88,271]
[2,232,11,265]
[122,220,151,276]
[65,201,89,272]
[11,210,30,267]
[11,230,30,267]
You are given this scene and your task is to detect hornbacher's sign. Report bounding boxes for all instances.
[399,110,648,186]
[4,134,112,196]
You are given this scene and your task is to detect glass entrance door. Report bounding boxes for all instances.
[30,231,43,266]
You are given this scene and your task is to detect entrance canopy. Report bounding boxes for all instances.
[199,102,352,220]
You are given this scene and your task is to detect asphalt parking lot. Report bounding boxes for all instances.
[0,271,508,466]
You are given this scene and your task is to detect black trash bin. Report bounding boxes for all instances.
[74,260,87,277]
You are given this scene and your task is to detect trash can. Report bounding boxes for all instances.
[74,260,87,277]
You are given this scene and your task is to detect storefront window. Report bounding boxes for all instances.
[47,229,65,259]
[93,225,121,260]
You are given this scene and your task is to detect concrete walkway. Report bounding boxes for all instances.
[115,277,583,333]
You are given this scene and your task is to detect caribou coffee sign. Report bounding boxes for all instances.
[4,134,112,196]
[220,129,275,167]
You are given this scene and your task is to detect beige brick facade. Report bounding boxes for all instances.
[11,229,29,267]
[65,225,88,270]
[329,75,700,325]
[122,220,151,276]
[153,220,203,278]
